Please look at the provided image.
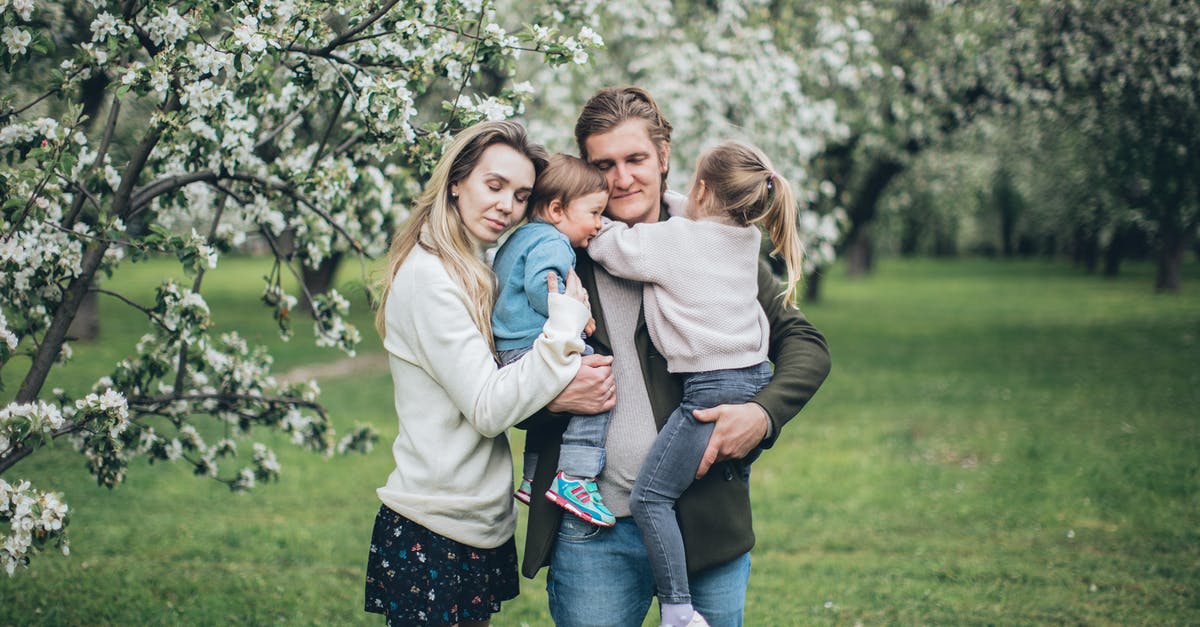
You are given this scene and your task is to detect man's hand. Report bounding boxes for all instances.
[692,402,770,479]
[547,353,615,415]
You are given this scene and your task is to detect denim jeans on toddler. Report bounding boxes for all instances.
[497,340,612,479]
[628,361,772,606]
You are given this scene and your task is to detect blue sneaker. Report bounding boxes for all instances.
[545,471,615,527]
[514,478,533,505]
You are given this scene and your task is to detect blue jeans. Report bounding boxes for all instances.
[498,342,611,478]
[630,362,772,606]
[547,517,752,627]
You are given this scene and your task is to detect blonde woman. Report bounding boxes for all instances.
[364,120,600,627]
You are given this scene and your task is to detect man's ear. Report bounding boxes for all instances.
[659,144,671,174]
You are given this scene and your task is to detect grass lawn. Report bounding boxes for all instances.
[2,255,1197,625]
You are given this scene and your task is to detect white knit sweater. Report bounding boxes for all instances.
[377,245,589,548]
[587,215,769,373]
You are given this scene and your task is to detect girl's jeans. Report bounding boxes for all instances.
[629,361,772,605]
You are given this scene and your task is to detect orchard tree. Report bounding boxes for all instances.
[0,0,601,576]
[1006,0,1200,291]
[520,0,850,299]
[776,0,1013,277]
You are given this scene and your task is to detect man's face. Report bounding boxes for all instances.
[583,119,669,226]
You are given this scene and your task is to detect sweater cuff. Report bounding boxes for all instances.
[542,292,589,352]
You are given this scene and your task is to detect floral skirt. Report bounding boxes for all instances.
[364,505,519,626]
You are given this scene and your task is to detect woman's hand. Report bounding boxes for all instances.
[546,269,590,308]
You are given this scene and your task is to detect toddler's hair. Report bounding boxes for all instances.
[693,141,804,306]
[528,154,609,219]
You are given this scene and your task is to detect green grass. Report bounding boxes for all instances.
[2,256,1198,625]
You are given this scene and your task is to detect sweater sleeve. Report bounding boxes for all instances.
[522,237,575,318]
[585,219,660,284]
[393,269,589,438]
[750,260,831,446]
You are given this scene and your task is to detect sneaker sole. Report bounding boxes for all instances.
[513,491,531,505]
[544,490,615,527]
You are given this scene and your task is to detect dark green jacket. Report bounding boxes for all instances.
[517,215,831,579]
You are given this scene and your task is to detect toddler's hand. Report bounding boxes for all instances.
[585,317,597,337]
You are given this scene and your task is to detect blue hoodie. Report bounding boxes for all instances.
[491,221,575,351]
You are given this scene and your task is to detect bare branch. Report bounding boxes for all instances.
[1,68,89,121]
[90,287,165,326]
[254,99,316,151]
[444,5,488,132]
[309,91,348,173]
[318,0,402,55]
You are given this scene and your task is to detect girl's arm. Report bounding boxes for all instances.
[389,269,589,437]
[585,219,664,283]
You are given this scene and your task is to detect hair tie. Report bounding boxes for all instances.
[766,171,776,191]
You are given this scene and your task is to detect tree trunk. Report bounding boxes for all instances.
[67,286,101,341]
[844,227,873,277]
[1103,223,1127,277]
[1076,223,1100,273]
[842,158,903,277]
[1155,229,1187,292]
[300,252,344,313]
[803,269,823,304]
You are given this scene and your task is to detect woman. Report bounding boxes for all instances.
[365,120,593,627]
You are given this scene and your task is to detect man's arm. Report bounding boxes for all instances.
[693,260,831,477]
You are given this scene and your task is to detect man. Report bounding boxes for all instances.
[518,86,831,627]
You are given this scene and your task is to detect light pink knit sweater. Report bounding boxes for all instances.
[586,216,769,373]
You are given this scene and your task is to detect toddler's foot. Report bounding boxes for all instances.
[514,478,533,505]
[544,471,615,527]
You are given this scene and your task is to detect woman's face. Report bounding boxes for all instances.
[450,144,536,244]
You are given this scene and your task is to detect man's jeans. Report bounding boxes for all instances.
[547,517,752,627]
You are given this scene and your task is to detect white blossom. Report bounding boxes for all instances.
[1,26,31,55]
[10,0,34,21]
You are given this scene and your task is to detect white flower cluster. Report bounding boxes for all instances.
[230,442,284,491]
[310,290,360,357]
[1,400,66,456]
[1,0,585,574]
[1,0,34,54]
[156,282,212,343]
[74,389,131,440]
[799,208,848,274]
[0,310,18,353]
[526,0,845,192]
[0,479,69,577]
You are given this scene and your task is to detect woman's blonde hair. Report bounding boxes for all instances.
[692,141,804,306]
[374,120,549,345]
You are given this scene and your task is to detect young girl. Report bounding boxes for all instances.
[491,154,617,527]
[586,140,803,627]
[366,120,593,627]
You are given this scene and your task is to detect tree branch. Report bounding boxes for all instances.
[318,0,402,55]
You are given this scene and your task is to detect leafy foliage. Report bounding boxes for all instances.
[0,0,601,575]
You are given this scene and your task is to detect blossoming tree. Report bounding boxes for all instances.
[0,0,601,576]
[1004,0,1199,291]
[520,0,851,299]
